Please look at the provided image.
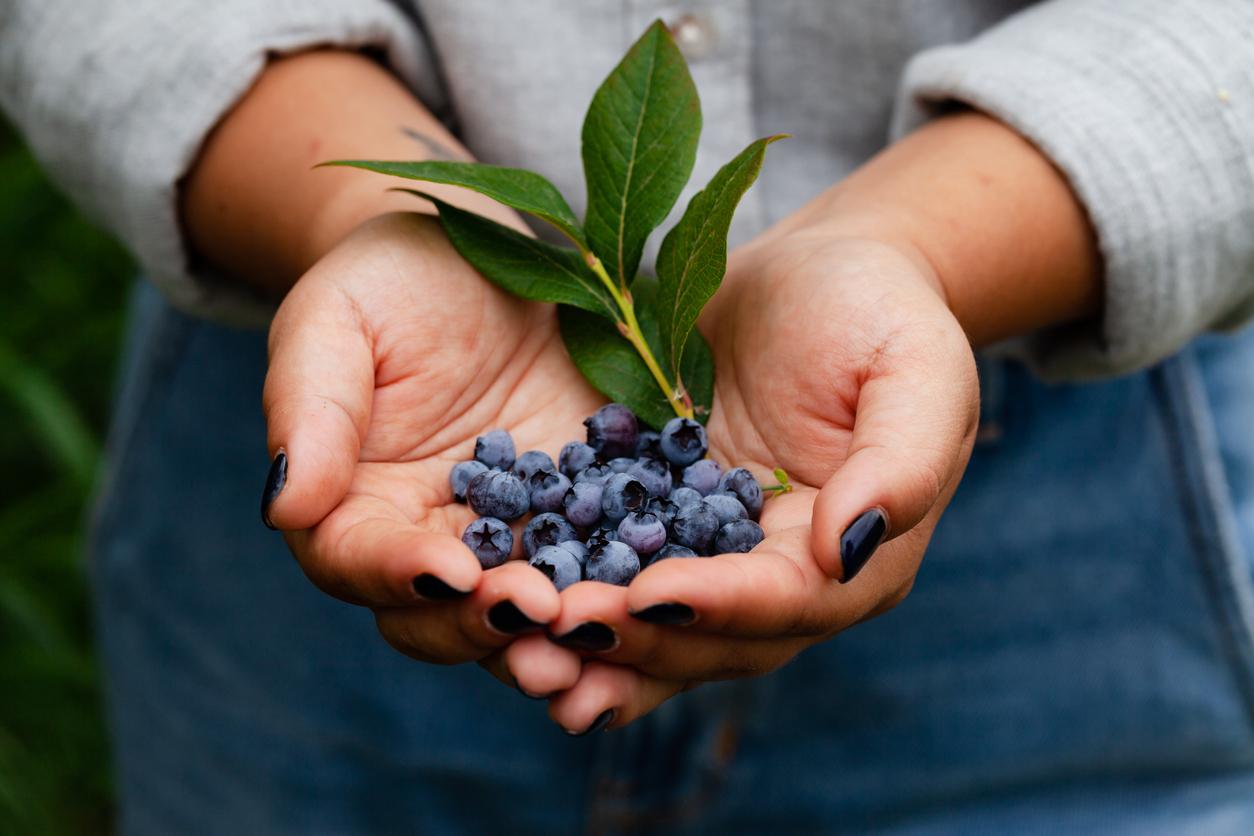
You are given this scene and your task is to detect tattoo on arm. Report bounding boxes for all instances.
[400,126,468,161]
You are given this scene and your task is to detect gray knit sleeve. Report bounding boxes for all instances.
[891,0,1254,380]
[0,0,437,324]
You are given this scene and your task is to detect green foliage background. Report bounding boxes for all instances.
[0,117,131,834]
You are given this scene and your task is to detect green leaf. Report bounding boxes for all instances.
[321,160,586,248]
[655,135,785,387]
[582,19,700,286]
[405,191,617,319]
[559,275,713,429]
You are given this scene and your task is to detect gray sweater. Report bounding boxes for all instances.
[2,0,1252,379]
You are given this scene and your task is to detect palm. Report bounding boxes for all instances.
[341,232,602,538]
[702,236,950,549]
[298,213,605,551]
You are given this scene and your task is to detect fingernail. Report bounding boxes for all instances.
[488,600,543,635]
[566,708,615,737]
[550,622,617,652]
[630,602,696,626]
[840,508,887,583]
[260,450,287,530]
[412,573,472,600]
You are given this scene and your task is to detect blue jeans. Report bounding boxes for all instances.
[90,284,1254,834]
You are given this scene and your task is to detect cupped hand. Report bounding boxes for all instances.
[261,212,597,697]
[534,231,980,733]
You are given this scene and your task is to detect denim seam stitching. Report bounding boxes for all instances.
[1155,353,1254,721]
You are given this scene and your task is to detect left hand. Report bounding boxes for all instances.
[520,229,981,734]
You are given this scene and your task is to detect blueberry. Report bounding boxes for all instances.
[607,457,636,473]
[559,441,597,478]
[574,464,613,486]
[668,486,704,508]
[562,480,604,528]
[466,470,529,521]
[586,540,641,586]
[601,473,648,523]
[556,539,590,568]
[529,469,572,514]
[474,429,516,470]
[715,519,765,554]
[530,545,582,591]
[652,543,699,562]
[584,403,639,459]
[461,516,513,568]
[450,460,489,503]
[718,468,763,521]
[659,417,708,467]
[671,501,720,554]
[644,496,678,528]
[522,512,578,558]
[702,493,748,526]
[628,457,672,497]
[635,430,663,460]
[513,450,555,482]
[617,511,668,555]
[681,459,722,496]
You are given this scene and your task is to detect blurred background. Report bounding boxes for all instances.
[0,116,132,833]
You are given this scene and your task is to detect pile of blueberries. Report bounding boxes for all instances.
[450,404,765,590]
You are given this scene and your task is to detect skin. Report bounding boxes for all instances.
[183,51,1100,733]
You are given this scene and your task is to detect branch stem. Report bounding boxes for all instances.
[586,254,693,420]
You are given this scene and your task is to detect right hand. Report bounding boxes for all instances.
[261,211,598,698]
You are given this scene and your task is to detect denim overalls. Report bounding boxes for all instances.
[90,283,1254,834]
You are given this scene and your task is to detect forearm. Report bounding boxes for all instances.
[182,50,512,296]
[773,111,1101,348]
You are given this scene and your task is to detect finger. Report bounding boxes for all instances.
[547,662,686,735]
[810,329,978,581]
[375,604,491,665]
[552,526,833,640]
[262,269,374,531]
[374,559,563,666]
[625,527,865,638]
[501,633,583,698]
[292,495,481,606]
[551,577,808,680]
[466,560,563,643]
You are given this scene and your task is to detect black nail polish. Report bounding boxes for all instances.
[630,602,695,626]
[260,450,287,530]
[550,622,617,652]
[412,573,471,600]
[567,708,615,737]
[488,600,543,635]
[840,509,887,583]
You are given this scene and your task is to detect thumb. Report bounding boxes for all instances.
[810,337,978,582]
[261,278,374,530]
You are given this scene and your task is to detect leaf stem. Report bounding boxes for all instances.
[585,254,693,420]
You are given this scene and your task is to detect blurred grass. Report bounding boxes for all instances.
[0,117,133,834]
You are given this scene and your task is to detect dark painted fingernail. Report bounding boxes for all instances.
[840,508,887,583]
[566,708,615,737]
[550,622,617,652]
[488,600,543,635]
[412,573,472,600]
[260,450,287,530]
[630,602,696,626]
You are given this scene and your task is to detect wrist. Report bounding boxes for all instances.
[768,112,1101,348]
